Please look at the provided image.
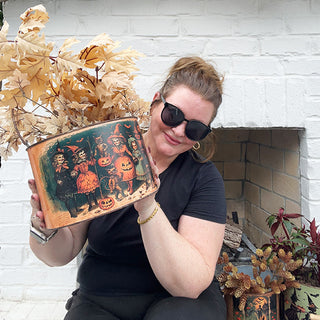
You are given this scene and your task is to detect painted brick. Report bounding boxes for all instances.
[110,0,157,15]
[78,16,129,36]
[0,160,27,181]
[261,37,310,55]
[305,77,320,96]
[130,18,179,36]
[232,57,283,76]
[0,203,24,223]
[244,79,266,126]
[217,78,245,127]
[25,287,72,301]
[301,177,320,201]
[265,79,286,126]
[207,0,258,16]
[304,100,320,118]
[259,0,310,17]
[0,286,24,300]
[234,18,284,36]
[157,0,205,15]
[305,119,320,139]
[0,245,23,265]
[154,39,207,57]
[286,79,305,127]
[310,36,320,55]
[0,225,29,244]
[204,38,259,56]
[286,16,320,35]
[180,17,233,36]
[283,58,320,76]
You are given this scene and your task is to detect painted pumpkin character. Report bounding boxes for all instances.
[107,124,136,195]
[51,147,79,218]
[68,146,100,211]
[99,196,115,210]
[128,137,151,189]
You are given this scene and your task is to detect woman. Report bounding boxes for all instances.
[29,56,227,320]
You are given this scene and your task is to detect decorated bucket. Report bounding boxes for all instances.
[27,117,158,229]
[225,291,280,320]
[284,283,320,320]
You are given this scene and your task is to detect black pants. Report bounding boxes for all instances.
[64,279,226,320]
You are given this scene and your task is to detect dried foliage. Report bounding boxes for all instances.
[217,247,302,311]
[264,207,320,287]
[0,5,150,160]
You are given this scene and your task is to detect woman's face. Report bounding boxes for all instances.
[149,85,214,159]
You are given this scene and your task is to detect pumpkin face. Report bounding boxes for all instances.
[98,156,112,167]
[115,156,136,181]
[99,197,115,210]
[121,159,133,172]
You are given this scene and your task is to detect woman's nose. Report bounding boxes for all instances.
[171,121,186,137]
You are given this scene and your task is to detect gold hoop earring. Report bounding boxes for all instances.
[193,142,200,151]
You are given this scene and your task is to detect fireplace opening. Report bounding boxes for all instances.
[201,128,303,248]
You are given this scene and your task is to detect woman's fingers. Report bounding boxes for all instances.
[30,193,41,211]
[28,179,37,194]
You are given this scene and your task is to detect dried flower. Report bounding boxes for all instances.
[217,247,301,311]
[0,5,150,160]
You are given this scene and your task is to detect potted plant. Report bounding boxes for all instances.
[0,5,158,228]
[264,208,320,319]
[217,246,302,320]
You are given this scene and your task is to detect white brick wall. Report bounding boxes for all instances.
[1,0,320,302]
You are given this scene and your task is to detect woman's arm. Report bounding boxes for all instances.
[29,179,89,267]
[135,197,225,299]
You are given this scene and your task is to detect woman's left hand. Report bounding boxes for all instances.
[134,147,160,214]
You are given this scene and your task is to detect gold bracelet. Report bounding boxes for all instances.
[137,202,160,225]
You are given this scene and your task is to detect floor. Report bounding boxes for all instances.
[0,300,67,320]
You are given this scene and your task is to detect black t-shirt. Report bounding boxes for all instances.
[77,150,226,296]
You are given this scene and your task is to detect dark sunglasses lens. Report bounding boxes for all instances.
[161,104,184,126]
[185,121,211,141]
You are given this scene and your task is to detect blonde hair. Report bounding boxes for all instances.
[160,56,223,121]
[159,56,224,161]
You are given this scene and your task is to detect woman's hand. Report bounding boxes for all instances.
[28,179,53,236]
[134,147,160,214]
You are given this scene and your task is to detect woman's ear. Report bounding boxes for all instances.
[152,92,160,103]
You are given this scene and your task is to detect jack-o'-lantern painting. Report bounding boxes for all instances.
[228,292,279,320]
[28,118,158,229]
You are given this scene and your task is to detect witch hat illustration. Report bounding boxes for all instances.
[107,123,125,145]
[306,293,317,314]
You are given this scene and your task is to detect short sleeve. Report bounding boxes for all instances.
[183,162,227,224]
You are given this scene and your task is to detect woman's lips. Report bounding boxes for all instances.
[164,132,181,145]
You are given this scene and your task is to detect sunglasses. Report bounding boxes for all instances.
[160,94,211,141]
